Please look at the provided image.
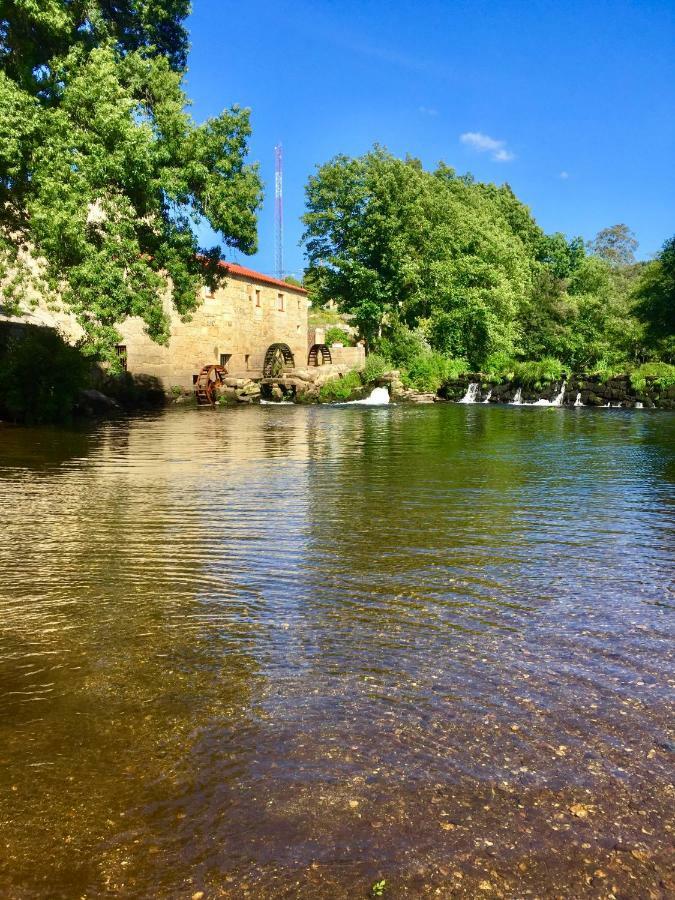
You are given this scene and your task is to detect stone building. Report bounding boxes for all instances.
[1,258,367,392]
[117,261,310,390]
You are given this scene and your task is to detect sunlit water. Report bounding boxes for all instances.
[1,405,673,898]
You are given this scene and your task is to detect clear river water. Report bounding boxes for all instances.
[0,404,673,898]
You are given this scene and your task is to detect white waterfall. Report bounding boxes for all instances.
[348,386,390,405]
[510,387,523,405]
[459,382,479,404]
[635,401,644,409]
[483,389,492,404]
[552,381,567,406]
[574,392,583,407]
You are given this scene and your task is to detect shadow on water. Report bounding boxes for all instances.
[0,404,673,897]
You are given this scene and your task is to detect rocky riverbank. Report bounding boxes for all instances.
[440,373,675,409]
[220,367,675,409]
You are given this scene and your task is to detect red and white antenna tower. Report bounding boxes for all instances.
[274,143,284,280]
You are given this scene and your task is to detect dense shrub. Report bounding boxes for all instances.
[629,362,675,392]
[377,325,428,368]
[362,353,389,382]
[484,355,567,387]
[0,326,92,424]
[318,370,362,401]
[324,326,355,346]
[402,352,468,393]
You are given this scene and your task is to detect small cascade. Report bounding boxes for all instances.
[552,381,567,406]
[483,389,492,404]
[348,386,390,405]
[635,401,644,409]
[574,392,583,407]
[530,380,567,407]
[510,387,523,405]
[459,382,479,404]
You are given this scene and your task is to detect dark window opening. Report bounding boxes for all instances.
[220,353,232,371]
[245,354,251,370]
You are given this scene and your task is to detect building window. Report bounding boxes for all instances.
[203,284,215,299]
[298,299,302,311]
[245,354,250,370]
[255,289,261,307]
[277,292,284,311]
[115,344,127,371]
[220,353,231,370]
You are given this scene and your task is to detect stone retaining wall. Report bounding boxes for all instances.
[439,374,675,409]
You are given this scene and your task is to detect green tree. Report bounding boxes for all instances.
[587,224,638,268]
[0,1,262,361]
[302,147,537,368]
[633,236,675,361]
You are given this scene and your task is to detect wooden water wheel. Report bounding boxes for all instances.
[307,343,332,367]
[262,343,295,378]
[194,364,227,406]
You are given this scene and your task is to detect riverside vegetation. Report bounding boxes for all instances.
[302,148,675,399]
[1,8,673,421]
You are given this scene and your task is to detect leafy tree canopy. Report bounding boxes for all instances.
[587,223,638,268]
[633,236,675,362]
[302,147,672,374]
[302,147,585,369]
[0,0,262,359]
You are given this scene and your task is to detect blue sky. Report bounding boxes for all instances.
[187,0,675,277]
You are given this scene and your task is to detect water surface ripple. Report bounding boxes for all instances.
[0,405,673,898]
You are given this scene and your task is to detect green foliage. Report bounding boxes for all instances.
[629,362,675,392]
[633,236,675,362]
[302,146,673,376]
[0,326,91,423]
[302,147,537,367]
[371,879,387,897]
[377,324,428,368]
[401,352,467,393]
[512,357,567,386]
[362,353,389,382]
[0,1,262,362]
[324,326,355,346]
[484,355,567,386]
[318,370,362,402]
[308,306,344,327]
[587,224,638,268]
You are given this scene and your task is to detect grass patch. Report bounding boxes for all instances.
[318,370,363,402]
[309,307,347,328]
[485,356,568,387]
[629,362,675,392]
[362,353,389,382]
[402,352,468,393]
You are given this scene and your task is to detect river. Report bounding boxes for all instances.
[1,404,673,898]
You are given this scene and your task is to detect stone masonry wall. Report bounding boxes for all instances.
[118,273,309,390]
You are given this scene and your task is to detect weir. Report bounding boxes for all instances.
[459,382,479,403]
[347,386,390,405]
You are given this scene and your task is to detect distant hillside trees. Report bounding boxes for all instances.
[0,0,262,361]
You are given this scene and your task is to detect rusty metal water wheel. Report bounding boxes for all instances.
[194,364,227,406]
[262,343,295,378]
[307,343,332,367]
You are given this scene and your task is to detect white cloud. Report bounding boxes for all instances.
[419,106,439,117]
[559,170,569,179]
[460,131,515,162]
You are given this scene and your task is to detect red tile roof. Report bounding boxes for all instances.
[219,260,308,294]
